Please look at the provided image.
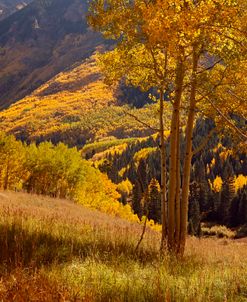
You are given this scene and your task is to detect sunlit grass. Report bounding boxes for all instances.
[0,192,246,301]
[46,257,247,302]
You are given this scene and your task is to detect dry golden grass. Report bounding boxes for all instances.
[0,191,246,301]
[0,270,73,302]
[0,191,154,237]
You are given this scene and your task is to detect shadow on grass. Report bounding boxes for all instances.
[0,222,159,271]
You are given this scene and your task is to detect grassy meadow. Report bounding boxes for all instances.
[0,191,246,302]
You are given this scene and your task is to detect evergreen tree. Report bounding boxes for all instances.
[222,159,234,181]
[188,182,201,236]
[238,187,247,225]
[147,178,161,223]
[229,196,240,227]
[219,176,235,225]
[193,159,209,213]
[132,180,143,218]
[136,158,148,189]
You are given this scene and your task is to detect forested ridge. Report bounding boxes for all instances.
[0,56,159,146]
[88,119,247,237]
[1,119,246,238]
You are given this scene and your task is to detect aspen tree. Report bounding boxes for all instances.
[89,1,173,250]
[89,0,247,255]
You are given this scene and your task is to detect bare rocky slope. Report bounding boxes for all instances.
[0,0,32,21]
[0,0,105,108]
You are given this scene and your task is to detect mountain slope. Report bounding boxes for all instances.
[0,55,157,145]
[0,0,104,108]
[0,0,31,20]
[0,56,117,145]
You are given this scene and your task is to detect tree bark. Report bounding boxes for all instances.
[160,89,167,251]
[175,118,181,252]
[179,48,199,256]
[167,60,184,252]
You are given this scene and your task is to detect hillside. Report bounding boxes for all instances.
[90,125,247,232]
[0,191,246,301]
[0,56,117,144]
[0,0,31,20]
[0,55,159,145]
[0,1,246,300]
[0,0,104,108]
[0,0,160,144]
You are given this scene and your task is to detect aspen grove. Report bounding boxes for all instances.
[88,0,247,256]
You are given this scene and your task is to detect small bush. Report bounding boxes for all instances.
[235,224,247,239]
[201,225,236,239]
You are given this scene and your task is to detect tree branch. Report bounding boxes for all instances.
[149,48,163,80]
[228,90,247,103]
[123,110,160,132]
[192,128,216,156]
[197,59,222,75]
[208,99,247,141]
[135,214,148,253]
[196,65,229,103]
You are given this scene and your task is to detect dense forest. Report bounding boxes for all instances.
[88,119,247,235]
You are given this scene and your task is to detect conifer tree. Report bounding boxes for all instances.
[147,178,161,223]
[137,159,148,189]
[188,182,201,236]
[193,159,209,213]
[229,196,241,227]
[238,187,247,225]
[132,180,143,218]
[219,177,236,225]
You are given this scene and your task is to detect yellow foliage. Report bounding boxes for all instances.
[0,132,27,190]
[210,176,223,193]
[210,174,247,194]
[117,179,133,196]
[0,57,113,139]
[118,166,128,178]
[75,168,139,223]
[210,158,216,169]
[134,147,157,164]
[235,174,247,192]
[219,150,233,162]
